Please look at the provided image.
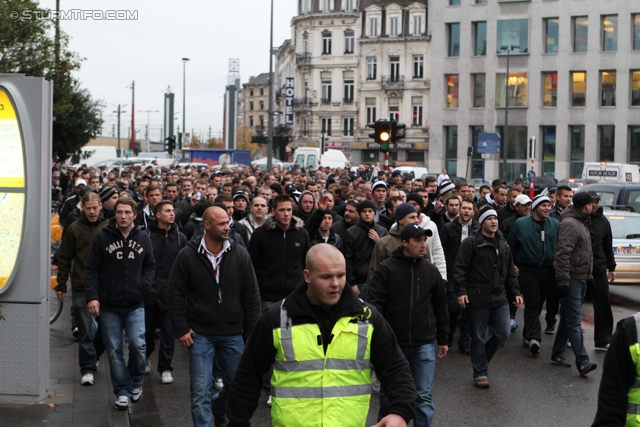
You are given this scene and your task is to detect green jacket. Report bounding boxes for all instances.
[55,213,108,293]
[507,214,559,272]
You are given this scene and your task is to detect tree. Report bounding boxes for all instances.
[0,0,103,161]
[206,137,223,149]
[236,125,259,154]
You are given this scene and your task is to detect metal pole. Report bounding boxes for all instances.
[502,47,510,179]
[321,132,325,155]
[130,80,135,150]
[384,152,389,171]
[267,0,275,171]
[182,58,190,149]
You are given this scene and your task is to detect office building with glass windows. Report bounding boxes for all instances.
[429,0,640,181]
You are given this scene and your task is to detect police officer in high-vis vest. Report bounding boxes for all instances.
[226,244,416,427]
[592,312,640,426]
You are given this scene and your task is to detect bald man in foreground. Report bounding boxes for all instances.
[226,244,416,427]
[168,207,260,427]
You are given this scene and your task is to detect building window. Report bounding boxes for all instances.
[369,17,378,37]
[249,116,254,127]
[632,71,640,107]
[472,73,486,108]
[413,15,423,36]
[343,80,354,101]
[601,71,617,107]
[572,16,588,53]
[259,115,264,127]
[602,15,618,52]
[473,21,487,56]
[322,32,332,54]
[469,126,485,179]
[389,17,399,37]
[367,57,377,80]
[634,15,640,51]
[495,73,528,107]
[544,18,559,54]
[542,72,557,107]
[303,32,309,52]
[630,126,640,165]
[260,88,264,96]
[542,126,556,177]
[389,105,400,121]
[321,80,332,103]
[343,117,354,136]
[445,126,458,176]
[413,55,424,78]
[496,19,529,54]
[249,101,254,111]
[476,0,487,3]
[599,125,615,162]
[570,125,585,177]
[390,56,400,80]
[259,101,264,110]
[302,118,309,136]
[412,104,423,126]
[344,30,355,54]
[343,0,356,11]
[321,117,332,136]
[571,71,587,107]
[450,0,461,5]
[447,23,460,57]
[366,106,376,124]
[321,0,331,12]
[497,125,529,180]
[250,89,254,96]
[446,75,459,108]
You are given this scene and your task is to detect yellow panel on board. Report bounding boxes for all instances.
[0,88,25,189]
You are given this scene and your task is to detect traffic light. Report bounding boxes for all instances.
[368,120,392,152]
[392,122,405,142]
[164,136,176,155]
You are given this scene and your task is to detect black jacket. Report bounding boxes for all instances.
[499,212,524,237]
[145,222,186,311]
[440,219,480,284]
[550,203,565,220]
[377,213,395,231]
[309,229,342,251]
[84,219,156,313]
[497,203,518,226]
[167,236,260,340]
[248,216,311,302]
[181,214,202,241]
[368,247,449,347]
[453,230,521,309]
[226,281,416,426]
[344,219,389,285]
[591,315,637,427]
[589,207,616,275]
[330,218,355,243]
[136,205,155,231]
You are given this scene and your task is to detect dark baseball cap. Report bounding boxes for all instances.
[400,223,433,242]
[573,192,596,208]
[587,190,601,201]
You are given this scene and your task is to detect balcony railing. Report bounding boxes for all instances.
[382,75,405,89]
[296,52,312,64]
[320,98,331,105]
[293,98,312,109]
[343,97,354,105]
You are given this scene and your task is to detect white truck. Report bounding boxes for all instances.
[293,147,350,169]
[582,162,640,183]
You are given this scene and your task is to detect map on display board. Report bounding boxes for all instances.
[0,87,25,292]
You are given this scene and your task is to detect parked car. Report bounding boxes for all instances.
[603,209,640,284]
[523,176,556,195]
[392,166,429,179]
[557,178,598,191]
[575,183,640,213]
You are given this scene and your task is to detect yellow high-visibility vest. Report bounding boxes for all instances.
[627,313,640,427]
[270,300,374,427]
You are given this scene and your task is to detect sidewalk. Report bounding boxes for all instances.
[0,301,129,427]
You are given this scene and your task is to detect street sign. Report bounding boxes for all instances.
[325,141,350,149]
[477,132,501,154]
[527,170,536,179]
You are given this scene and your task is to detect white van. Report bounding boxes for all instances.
[293,148,350,169]
[582,162,640,183]
[75,146,118,167]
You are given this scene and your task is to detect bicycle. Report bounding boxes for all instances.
[50,274,63,325]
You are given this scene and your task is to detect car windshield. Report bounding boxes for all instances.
[607,215,640,239]
[597,191,617,206]
[625,190,640,214]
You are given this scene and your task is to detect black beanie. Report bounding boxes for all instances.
[406,193,424,210]
[357,199,377,214]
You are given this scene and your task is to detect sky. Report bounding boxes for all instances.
[38,0,298,143]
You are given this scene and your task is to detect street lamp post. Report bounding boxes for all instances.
[267,0,275,171]
[500,45,518,179]
[182,58,190,155]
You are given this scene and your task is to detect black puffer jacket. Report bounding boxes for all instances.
[248,216,311,302]
[344,219,389,285]
[440,219,480,285]
[369,247,449,346]
[145,222,186,311]
[453,230,520,309]
[588,207,616,275]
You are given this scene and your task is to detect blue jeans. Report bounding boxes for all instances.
[378,343,437,426]
[72,291,104,375]
[189,333,244,427]
[551,279,590,367]
[466,304,510,380]
[100,308,146,398]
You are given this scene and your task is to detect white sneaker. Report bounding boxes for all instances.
[81,373,94,386]
[115,396,129,410]
[131,387,142,403]
[266,395,272,407]
[161,371,174,384]
[145,360,151,374]
[214,378,224,390]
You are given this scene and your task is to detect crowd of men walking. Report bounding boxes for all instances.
[52,161,626,426]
